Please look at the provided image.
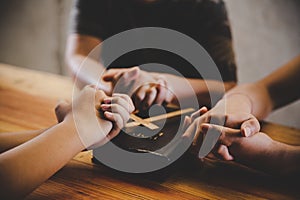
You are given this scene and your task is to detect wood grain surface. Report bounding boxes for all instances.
[1,63,300,199]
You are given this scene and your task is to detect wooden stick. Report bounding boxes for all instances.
[126,108,195,129]
[129,114,159,130]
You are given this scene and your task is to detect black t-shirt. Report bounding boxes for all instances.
[72,0,237,81]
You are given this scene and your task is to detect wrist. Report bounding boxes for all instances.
[277,143,300,176]
[60,117,86,151]
[222,93,253,114]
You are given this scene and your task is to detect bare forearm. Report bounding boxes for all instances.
[0,121,84,199]
[0,128,52,153]
[152,72,235,108]
[230,134,300,177]
[67,54,109,91]
[244,142,300,177]
[223,55,300,120]
[281,145,300,177]
[258,55,300,110]
[66,34,110,92]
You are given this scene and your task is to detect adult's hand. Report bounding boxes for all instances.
[102,66,173,111]
[196,123,294,176]
[182,100,260,160]
[55,85,134,149]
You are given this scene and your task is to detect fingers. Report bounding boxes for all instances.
[101,94,134,140]
[103,111,124,130]
[189,124,238,160]
[192,125,205,155]
[241,117,260,137]
[133,84,164,110]
[191,106,208,121]
[113,93,135,112]
[141,86,157,110]
[103,67,140,94]
[215,145,234,161]
[226,112,260,137]
[101,108,125,141]
[102,69,121,82]
[182,116,192,132]
[154,79,167,105]
[104,67,170,110]
[94,88,107,104]
[200,123,240,146]
[102,67,139,82]
[132,86,146,108]
[104,94,135,113]
[101,104,130,128]
[117,67,140,86]
[182,118,198,139]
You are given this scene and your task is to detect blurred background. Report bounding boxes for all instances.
[0,0,299,128]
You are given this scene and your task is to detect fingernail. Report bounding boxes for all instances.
[244,127,250,137]
[184,115,188,120]
[101,104,110,110]
[105,111,113,117]
[201,124,210,132]
[103,99,111,104]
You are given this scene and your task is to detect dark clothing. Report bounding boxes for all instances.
[72,0,237,81]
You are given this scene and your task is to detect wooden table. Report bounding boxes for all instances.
[1,63,300,200]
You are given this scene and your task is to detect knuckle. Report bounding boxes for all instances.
[209,114,226,125]
[111,97,120,104]
[136,93,144,102]
[217,146,224,155]
[133,66,141,72]
[124,113,130,122]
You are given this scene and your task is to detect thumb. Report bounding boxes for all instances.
[112,67,141,93]
[182,115,192,132]
[102,69,120,82]
[191,106,208,121]
[122,66,140,81]
[241,117,260,137]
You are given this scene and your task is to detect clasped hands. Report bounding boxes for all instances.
[55,85,135,149]
[102,66,173,111]
[181,101,273,163]
[55,68,271,164]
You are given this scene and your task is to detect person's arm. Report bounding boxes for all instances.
[0,121,84,199]
[199,123,300,177]
[0,128,50,153]
[66,0,113,92]
[151,72,236,108]
[189,54,300,138]
[102,67,236,110]
[0,86,134,199]
[182,55,300,160]
[224,54,300,120]
[66,34,111,93]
